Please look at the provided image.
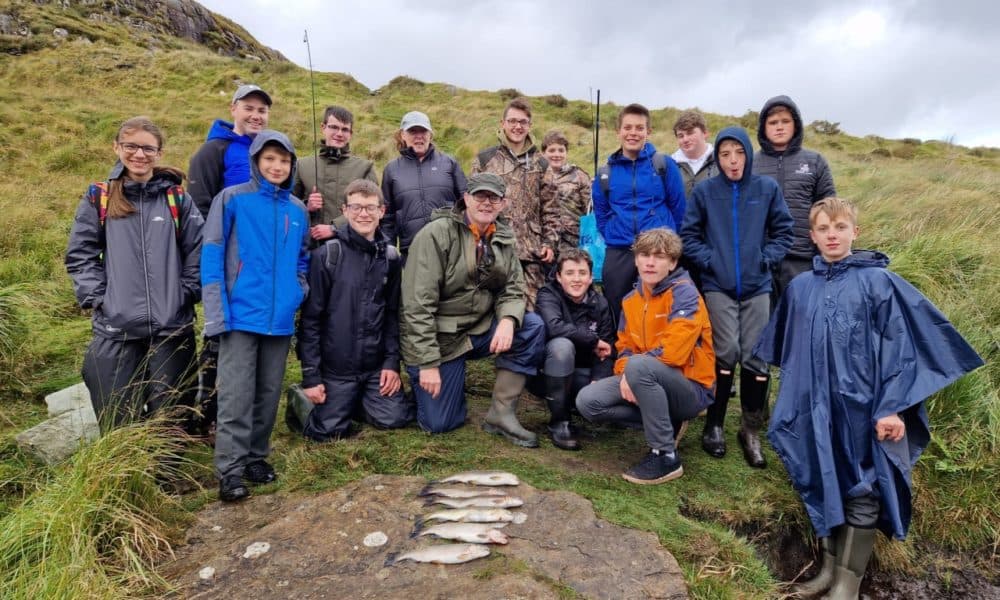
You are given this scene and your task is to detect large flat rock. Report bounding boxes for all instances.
[164,474,687,599]
[15,406,99,465]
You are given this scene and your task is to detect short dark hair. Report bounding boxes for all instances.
[617,103,650,129]
[343,178,383,204]
[541,130,569,151]
[323,105,354,126]
[503,97,532,121]
[673,110,707,135]
[557,248,593,273]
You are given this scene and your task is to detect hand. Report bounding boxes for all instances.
[379,369,401,397]
[594,340,612,359]
[536,246,555,263]
[420,367,442,399]
[311,224,334,240]
[307,186,323,212]
[304,384,326,405]
[490,318,515,354]
[876,414,905,442]
[620,376,636,404]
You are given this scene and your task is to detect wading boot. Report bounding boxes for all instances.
[482,369,539,448]
[790,535,836,597]
[701,367,733,458]
[544,374,580,451]
[737,371,769,468]
[821,525,876,600]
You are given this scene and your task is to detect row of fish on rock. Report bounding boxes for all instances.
[385,471,526,566]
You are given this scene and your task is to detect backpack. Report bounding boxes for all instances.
[477,146,548,173]
[596,152,668,198]
[86,181,185,242]
[323,238,400,271]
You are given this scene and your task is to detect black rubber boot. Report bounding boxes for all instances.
[544,374,580,451]
[702,368,733,458]
[821,526,876,600]
[738,371,769,469]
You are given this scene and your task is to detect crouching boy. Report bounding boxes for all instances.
[289,179,414,440]
[754,197,983,598]
[202,131,311,502]
[576,228,715,484]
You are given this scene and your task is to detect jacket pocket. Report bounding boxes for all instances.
[435,315,459,333]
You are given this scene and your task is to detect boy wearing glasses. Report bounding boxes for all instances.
[294,106,378,242]
[401,173,545,446]
[289,179,413,440]
[472,97,559,308]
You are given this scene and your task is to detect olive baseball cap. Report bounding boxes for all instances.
[467,172,505,196]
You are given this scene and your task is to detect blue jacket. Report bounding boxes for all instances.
[592,142,686,248]
[680,127,793,300]
[754,251,983,539]
[187,119,256,217]
[201,130,311,337]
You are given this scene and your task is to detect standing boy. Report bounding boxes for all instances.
[671,110,717,197]
[472,97,559,307]
[294,106,378,242]
[754,197,982,599]
[201,131,311,502]
[680,126,793,468]
[593,103,687,324]
[753,95,836,297]
[575,228,715,484]
[290,179,413,440]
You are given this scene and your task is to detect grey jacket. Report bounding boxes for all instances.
[66,163,204,339]
[754,95,836,258]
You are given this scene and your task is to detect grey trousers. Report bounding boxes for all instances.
[576,355,703,453]
[214,330,292,479]
[703,291,769,374]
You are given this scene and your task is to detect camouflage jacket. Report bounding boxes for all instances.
[544,164,591,255]
[472,132,559,262]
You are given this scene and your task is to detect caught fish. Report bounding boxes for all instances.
[411,522,510,544]
[425,496,524,509]
[415,508,516,529]
[433,471,520,487]
[418,485,508,498]
[384,543,490,566]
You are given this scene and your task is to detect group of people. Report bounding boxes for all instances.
[65,84,982,599]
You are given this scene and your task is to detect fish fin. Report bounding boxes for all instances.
[383,552,399,567]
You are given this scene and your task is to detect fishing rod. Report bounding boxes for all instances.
[593,89,600,175]
[303,29,320,227]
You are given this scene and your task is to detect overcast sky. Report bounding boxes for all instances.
[198,0,1000,148]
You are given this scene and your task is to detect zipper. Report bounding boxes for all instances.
[631,160,638,236]
[269,189,277,334]
[138,187,153,338]
[732,182,742,299]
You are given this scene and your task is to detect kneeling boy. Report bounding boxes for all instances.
[291,179,414,440]
[576,228,715,484]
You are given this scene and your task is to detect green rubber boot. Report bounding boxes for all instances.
[821,525,876,600]
[482,370,539,448]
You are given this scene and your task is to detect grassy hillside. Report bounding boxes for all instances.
[0,28,997,599]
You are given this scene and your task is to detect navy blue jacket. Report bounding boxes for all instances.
[201,130,311,337]
[187,119,256,217]
[680,127,793,300]
[755,251,983,540]
[592,142,687,248]
[534,280,615,379]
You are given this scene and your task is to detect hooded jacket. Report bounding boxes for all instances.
[187,119,256,217]
[671,146,718,198]
[754,251,983,539]
[534,279,615,378]
[66,163,204,340]
[201,130,311,337]
[592,142,687,248]
[297,227,401,386]
[381,144,467,253]
[401,203,526,368]
[293,143,378,226]
[543,164,592,254]
[754,96,837,258]
[680,127,794,300]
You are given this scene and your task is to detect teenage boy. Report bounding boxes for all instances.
[401,172,546,447]
[754,95,836,297]
[672,110,717,197]
[531,248,615,450]
[289,179,413,440]
[294,105,378,242]
[754,197,982,599]
[472,97,559,308]
[680,126,793,468]
[575,228,715,484]
[187,83,273,439]
[593,103,687,324]
[201,131,310,502]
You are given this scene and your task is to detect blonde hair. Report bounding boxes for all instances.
[809,197,858,228]
[632,228,683,260]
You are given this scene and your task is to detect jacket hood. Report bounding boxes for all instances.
[713,127,754,185]
[319,142,352,160]
[609,141,657,165]
[205,119,250,143]
[813,249,889,274]
[757,95,804,155]
[496,131,537,157]
[249,130,297,191]
[639,266,691,298]
[431,205,515,242]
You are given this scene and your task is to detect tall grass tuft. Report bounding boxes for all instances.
[0,421,195,599]
[0,285,29,394]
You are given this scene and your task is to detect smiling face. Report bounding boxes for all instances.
[717,139,746,182]
[322,116,353,149]
[230,94,270,136]
[675,126,709,160]
[810,211,858,262]
[617,113,650,159]
[343,191,384,240]
[464,191,507,229]
[764,107,795,151]
[114,129,161,183]
[556,258,592,302]
[543,142,567,169]
[256,145,292,185]
[501,107,531,147]
[402,126,431,157]
[635,251,677,288]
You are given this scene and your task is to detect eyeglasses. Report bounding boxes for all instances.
[323,124,352,134]
[504,118,530,127]
[471,192,503,205]
[344,203,381,215]
[118,142,160,155]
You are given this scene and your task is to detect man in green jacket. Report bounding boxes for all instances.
[401,172,546,447]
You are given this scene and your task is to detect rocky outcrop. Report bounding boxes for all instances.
[15,382,99,465]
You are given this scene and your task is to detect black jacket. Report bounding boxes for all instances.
[534,280,615,379]
[297,227,401,386]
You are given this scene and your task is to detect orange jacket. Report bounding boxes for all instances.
[614,269,715,391]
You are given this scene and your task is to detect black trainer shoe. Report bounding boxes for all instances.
[219,475,249,502]
[244,460,277,485]
[622,450,683,485]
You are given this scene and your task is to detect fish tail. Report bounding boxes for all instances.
[383,552,399,567]
[422,498,435,507]
[418,484,435,497]
[414,517,426,530]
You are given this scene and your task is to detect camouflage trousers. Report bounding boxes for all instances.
[520,260,552,312]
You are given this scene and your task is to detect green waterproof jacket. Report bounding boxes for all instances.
[401,205,526,368]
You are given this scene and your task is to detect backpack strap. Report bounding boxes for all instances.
[88,181,110,227]
[164,185,184,237]
[597,165,611,199]
[88,181,185,239]
[652,152,667,178]
[324,238,342,271]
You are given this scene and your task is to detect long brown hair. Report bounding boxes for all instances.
[107,117,184,219]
